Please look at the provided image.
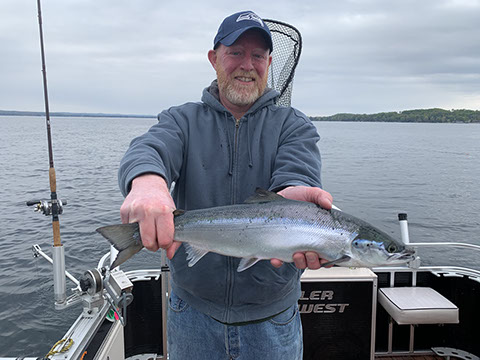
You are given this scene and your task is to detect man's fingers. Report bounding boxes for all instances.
[138,217,159,252]
[309,187,333,210]
[270,258,283,268]
[293,252,325,270]
[278,186,333,210]
[273,253,332,270]
[305,251,321,269]
[154,205,175,249]
[119,174,177,254]
[120,201,131,224]
[166,241,182,260]
[293,253,307,269]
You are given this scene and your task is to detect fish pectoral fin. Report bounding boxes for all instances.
[320,255,351,268]
[184,244,209,267]
[237,257,262,272]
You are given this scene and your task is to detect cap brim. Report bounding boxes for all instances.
[217,26,273,52]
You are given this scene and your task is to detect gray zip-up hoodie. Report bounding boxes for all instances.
[118,80,322,323]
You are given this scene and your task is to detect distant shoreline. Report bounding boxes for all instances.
[0,110,156,118]
[310,108,480,124]
[1,108,479,123]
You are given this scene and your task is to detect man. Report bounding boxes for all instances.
[118,11,332,360]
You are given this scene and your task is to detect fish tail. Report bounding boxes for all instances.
[96,223,143,268]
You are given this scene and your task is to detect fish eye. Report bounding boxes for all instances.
[387,244,398,253]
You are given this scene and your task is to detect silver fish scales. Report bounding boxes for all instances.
[97,189,415,270]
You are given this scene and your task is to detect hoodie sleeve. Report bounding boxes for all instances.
[269,108,322,191]
[118,108,186,197]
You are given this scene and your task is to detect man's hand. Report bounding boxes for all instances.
[277,185,333,209]
[120,174,181,259]
[271,186,333,270]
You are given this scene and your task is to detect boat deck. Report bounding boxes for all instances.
[377,355,445,360]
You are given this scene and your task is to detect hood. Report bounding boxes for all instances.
[201,80,280,117]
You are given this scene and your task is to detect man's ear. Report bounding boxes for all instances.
[268,55,272,67]
[208,50,217,70]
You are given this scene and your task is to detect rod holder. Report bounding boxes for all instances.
[53,245,67,307]
[32,244,79,287]
[398,213,410,245]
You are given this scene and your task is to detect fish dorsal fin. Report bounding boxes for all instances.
[237,257,262,272]
[173,209,186,217]
[244,188,285,204]
[184,243,209,267]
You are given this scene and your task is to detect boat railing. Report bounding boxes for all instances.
[409,242,480,251]
[374,240,480,280]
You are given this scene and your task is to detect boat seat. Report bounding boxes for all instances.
[378,287,459,325]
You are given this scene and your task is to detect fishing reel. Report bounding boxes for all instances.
[79,267,134,326]
[26,198,67,216]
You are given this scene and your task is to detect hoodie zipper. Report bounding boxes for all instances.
[225,117,242,322]
[231,118,241,204]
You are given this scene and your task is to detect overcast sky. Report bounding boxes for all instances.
[1,0,479,116]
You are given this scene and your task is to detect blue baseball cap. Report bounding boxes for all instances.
[214,11,273,53]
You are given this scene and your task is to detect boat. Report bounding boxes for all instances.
[7,228,479,360]
[4,9,478,360]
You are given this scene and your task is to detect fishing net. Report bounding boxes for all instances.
[264,19,303,107]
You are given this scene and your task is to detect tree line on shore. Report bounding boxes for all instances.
[311,108,480,123]
[2,108,479,123]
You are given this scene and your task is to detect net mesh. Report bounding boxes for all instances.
[264,19,303,107]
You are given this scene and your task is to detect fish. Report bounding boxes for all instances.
[97,189,415,271]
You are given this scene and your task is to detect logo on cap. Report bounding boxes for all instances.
[236,12,264,27]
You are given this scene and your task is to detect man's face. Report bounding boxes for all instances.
[211,30,272,108]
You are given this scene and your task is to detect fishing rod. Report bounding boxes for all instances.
[28,0,68,308]
[28,3,135,324]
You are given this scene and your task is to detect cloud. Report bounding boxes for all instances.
[1,0,479,115]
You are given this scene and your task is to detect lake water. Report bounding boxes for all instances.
[0,116,479,356]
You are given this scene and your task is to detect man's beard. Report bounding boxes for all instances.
[217,67,268,107]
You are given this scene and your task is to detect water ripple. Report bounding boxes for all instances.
[1,117,479,356]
